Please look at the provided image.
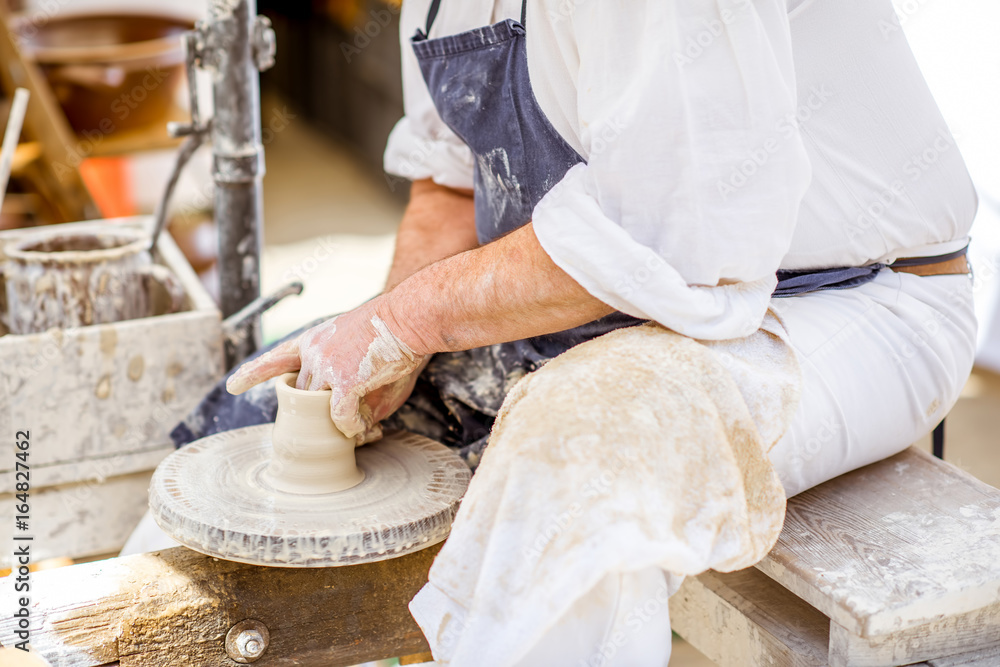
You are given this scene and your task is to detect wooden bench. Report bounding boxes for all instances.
[671,447,1000,666]
[3,447,998,666]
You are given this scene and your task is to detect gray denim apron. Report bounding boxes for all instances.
[172,0,911,467]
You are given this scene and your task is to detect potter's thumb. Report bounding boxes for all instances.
[330,393,366,443]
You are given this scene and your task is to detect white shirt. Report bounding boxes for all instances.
[384,0,976,340]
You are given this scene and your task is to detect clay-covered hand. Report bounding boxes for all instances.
[226,301,425,444]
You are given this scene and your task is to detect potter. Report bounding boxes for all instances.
[161,0,978,663]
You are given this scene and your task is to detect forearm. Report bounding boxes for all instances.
[385,179,480,290]
[378,223,614,355]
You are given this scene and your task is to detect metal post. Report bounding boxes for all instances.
[157,1,284,369]
[205,0,275,367]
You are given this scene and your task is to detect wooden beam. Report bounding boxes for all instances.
[924,644,1000,666]
[0,545,439,667]
[756,447,1000,638]
[670,568,830,667]
[828,603,1000,667]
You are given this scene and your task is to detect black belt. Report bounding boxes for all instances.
[773,245,969,297]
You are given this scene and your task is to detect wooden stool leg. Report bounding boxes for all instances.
[933,418,945,459]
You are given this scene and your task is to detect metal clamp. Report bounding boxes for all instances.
[148,29,212,252]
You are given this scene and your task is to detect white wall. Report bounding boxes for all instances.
[902,0,1000,371]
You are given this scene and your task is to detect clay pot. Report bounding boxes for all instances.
[12,11,194,134]
[266,373,365,495]
[0,227,186,334]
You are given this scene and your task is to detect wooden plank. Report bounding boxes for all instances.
[756,447,1000,637]
[670,568,830,667]
[829,602,1000,667]
[2,446,173,490]
[0,471,153,567]
[926,644,1000,666]
[0,544,439,667]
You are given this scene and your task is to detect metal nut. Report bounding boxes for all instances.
[252,15,276,72]
[225,619,270,663]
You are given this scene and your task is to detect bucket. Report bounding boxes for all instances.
[12,10,195,135]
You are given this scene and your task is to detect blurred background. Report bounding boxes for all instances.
[0,1,996,662]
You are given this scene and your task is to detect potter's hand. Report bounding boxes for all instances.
[226,301,425,444]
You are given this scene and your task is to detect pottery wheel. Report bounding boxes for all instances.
[149,426,471,567]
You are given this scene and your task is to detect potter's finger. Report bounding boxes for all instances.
[226,339,301,395]
[305,371,334,392]
[297,371,315,391]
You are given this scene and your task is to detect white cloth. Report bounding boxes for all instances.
[408,270,976,667]
[417,567,675,667]
[384,0,977,340]
[411,315,801,667]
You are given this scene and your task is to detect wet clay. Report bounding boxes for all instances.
[266,373,365,494]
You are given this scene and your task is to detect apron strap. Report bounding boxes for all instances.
[424,0,528,36]
[425,0,443,35]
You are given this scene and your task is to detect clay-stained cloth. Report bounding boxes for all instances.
[410,314,801,665]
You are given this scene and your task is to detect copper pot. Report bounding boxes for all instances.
[12,11,195,135]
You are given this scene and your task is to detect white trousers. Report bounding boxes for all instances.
[414,270,976,666]
[770,270,976,497]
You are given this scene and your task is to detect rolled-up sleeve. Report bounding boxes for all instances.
[532,0,812,340]
[383,0,475,189]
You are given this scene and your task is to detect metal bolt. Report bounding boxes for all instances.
[225,619,270,663]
